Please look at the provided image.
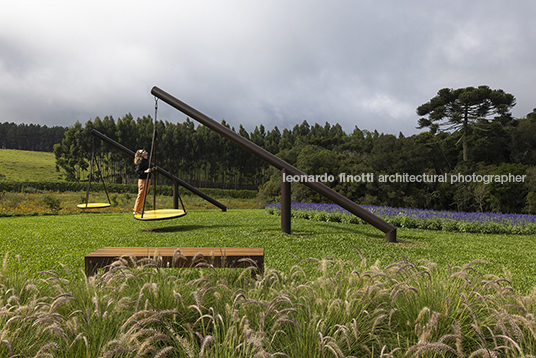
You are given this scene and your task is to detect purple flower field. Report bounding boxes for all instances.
[266,202,536,227]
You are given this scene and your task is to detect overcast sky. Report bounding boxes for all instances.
[1,0,535,136]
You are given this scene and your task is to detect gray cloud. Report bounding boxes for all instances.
[1,0,535,136]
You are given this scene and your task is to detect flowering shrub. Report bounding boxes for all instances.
[266,202,536,235]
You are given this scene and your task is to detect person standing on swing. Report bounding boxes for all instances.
[133,149,156,215]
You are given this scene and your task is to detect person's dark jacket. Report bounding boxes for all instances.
[136,158,155,179]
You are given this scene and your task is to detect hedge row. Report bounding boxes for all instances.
[265,207,536,235]
[0,181,257,199]
[0,181,137,194]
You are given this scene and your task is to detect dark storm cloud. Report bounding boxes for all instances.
[1,0,535,136]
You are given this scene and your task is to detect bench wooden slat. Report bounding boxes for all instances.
[85,247,264,276]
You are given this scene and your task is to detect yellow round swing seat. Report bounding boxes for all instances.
[133,209,187,221]
[77,203,111,209]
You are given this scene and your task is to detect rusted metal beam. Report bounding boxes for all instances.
[151,86,397,242]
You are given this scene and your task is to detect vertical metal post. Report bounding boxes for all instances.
[281,169,291,234]
[84,150,94,207]
[173,181,179,209]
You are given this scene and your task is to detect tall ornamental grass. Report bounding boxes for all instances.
[1,250,536,357]
[266,203,536,235]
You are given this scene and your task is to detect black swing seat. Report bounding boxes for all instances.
[77,203,111,209]
[134,209,187,221]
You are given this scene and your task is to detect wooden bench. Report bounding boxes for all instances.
[85,247,264,276]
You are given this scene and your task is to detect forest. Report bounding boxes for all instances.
[4,86,536,214]
[0,122,66,152]
[48,111,536,214]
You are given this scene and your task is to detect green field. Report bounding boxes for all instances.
[3,210,536,357]
[4,150,536,356]
[2,148,536,294]
[2,209,536,294]
[0,148,65,181]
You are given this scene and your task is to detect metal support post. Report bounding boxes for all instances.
[281,169,291,234]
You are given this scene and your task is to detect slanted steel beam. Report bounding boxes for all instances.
[151,86,396,242]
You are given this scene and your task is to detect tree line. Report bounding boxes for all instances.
[259,86,536,215]
[0,122,67,152]
[52,114,273,191]
[257,116,536,214]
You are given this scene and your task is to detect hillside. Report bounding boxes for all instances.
[0,149,65,181]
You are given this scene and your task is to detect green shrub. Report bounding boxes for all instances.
[398,215,419,228]
[111,194,119,207]
[326,211,343,222]
[524,223,536,235]
[314,211,329,221]
[43,195,62,212]
[346,215,364,224]
[425,217,442,230]
[22,186,42,194]
[386,214,401,227]
[441,219,458,232]
[293,210,314,219]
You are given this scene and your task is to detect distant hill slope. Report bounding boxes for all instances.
[0,149,65,182]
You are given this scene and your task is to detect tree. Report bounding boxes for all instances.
[279,128,294,151]
[487,163,527,213]
[416,85,516,161]
[53,121,87,181]
[264,126,281,154]
[527,108,536,121]
[510,118,536,165]
[294,144,337,202]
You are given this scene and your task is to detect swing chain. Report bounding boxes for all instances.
[153,95,186,213]
[154,97,158,123]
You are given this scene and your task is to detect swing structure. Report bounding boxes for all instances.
[134,99,187,221]
[151,86,397,241]
[77,141,111,209]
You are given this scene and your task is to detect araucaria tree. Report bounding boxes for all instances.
[416,85,516,161]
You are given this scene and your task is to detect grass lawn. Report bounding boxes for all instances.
[2,208,536,294]
[5,152,536,355]
[3,207,536,357]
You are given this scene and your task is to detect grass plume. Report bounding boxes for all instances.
[0,249,535,357]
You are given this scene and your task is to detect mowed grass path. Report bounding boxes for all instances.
[2,209,536,293]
